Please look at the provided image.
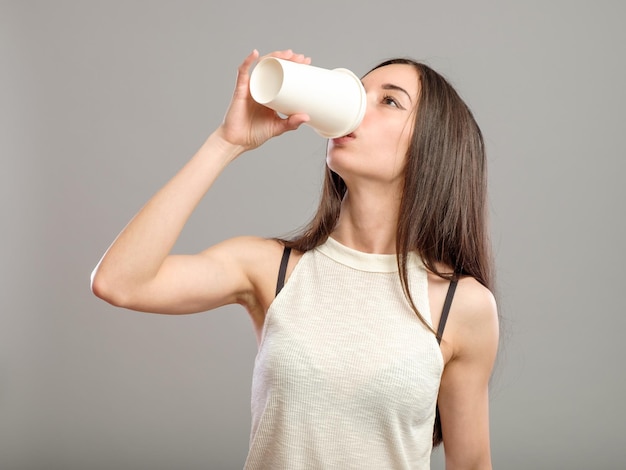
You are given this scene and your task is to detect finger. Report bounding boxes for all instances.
[282,113,310,132]
[237,49,260,76]
[288,52,311,65]
[262,49,311,65]
[258,49,290,62]
[232,49,260,96]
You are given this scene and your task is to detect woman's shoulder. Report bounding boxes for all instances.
[448,276,499,360]
[208,236,297,322]
[224,235,305,262]
[456,274,496,307]
[213,236,299,280]
[224,234,283,251]
[454,276,497,326]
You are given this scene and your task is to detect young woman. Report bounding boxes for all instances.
[92,49,499,469]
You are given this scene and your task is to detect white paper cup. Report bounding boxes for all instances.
[249,57,367,138]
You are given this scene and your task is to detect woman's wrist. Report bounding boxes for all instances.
[203,126,248,164]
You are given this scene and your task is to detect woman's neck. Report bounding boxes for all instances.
[331,187,401,254]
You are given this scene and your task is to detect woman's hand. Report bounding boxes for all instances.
[218,49,311,151]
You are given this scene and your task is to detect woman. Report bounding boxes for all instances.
[91,49,499,469]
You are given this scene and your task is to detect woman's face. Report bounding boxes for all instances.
[326,63,420,186]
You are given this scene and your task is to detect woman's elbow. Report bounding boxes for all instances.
[90,266,131,308]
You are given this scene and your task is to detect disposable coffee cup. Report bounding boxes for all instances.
[249,57,367,139]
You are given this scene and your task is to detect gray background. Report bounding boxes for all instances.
[1,1,624,469]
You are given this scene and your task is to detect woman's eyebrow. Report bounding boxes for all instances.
[382,84,413,104]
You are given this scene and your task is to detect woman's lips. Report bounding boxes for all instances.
[331,133,355,145]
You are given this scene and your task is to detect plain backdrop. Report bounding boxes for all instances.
[1,1,625,469]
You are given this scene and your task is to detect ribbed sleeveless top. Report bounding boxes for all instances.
[245,237,444,469]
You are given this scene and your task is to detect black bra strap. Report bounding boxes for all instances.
[275,246,292,296]
[437,277,458,344]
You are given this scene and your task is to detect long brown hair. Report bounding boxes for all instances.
[280,58,493,447]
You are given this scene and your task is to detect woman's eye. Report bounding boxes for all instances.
[382,95,400,108]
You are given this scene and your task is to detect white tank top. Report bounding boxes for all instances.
[245,237,443,469]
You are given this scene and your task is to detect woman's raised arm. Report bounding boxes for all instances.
[91,49,310,316]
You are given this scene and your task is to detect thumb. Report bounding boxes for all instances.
[281,113,310,132]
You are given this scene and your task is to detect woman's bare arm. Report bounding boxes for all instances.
[91,49,310,316]
[437,277,499,469]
